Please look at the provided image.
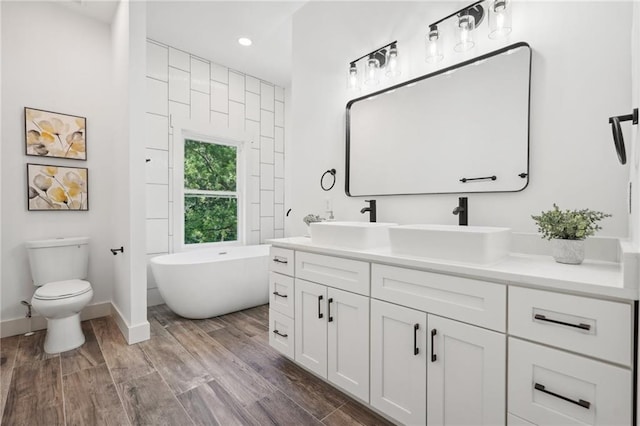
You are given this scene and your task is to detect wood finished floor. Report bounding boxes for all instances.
[0,304,394,426]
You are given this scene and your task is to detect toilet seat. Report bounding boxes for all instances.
[33,279,92,300]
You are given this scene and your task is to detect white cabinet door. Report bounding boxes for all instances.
[327,287,369,402]
[370,299,427,426]
[294,279,327,377]
[427,315,506,426]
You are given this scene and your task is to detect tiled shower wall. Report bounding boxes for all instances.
[144,39,286,305]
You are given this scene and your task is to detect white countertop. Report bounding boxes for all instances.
[267,236,638,301]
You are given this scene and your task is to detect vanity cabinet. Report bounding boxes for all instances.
[268,248,295,359]
[294,278,370,402]
[370,299,427,426]
[427,315,506,425]
[268,243,636,426]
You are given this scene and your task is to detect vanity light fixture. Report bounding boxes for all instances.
[347,40,398,91]
[488,0,512,39]
[425,0,511,63]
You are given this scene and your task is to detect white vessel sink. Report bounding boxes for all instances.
[389,224,511,265]
[310,221,398,250]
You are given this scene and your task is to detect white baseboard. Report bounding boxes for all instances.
[110,303,150,344]
[0,301,112,338]
[147,288,165,307]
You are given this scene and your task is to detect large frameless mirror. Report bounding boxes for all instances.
[346,42,531,196]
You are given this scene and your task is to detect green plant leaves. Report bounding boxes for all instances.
[531,204,611,240]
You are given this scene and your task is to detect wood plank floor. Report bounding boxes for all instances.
[0,304,394,426]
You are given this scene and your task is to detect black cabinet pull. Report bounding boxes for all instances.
[328,298,334,322]
[431,329,437,362]
[413,323,420,356]
[318,295,324,319]
[272,257,288,264]
[273,330,288,338]
[533,314,591,331]
[272,291,288,299]
[534,383,591,409]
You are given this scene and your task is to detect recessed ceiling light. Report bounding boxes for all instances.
[238,37,252,47]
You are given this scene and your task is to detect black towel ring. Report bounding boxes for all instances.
[321,169,336,191]
[608,108,638,165]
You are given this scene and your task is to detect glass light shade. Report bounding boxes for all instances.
[454,13,476,52]
[364,56,380,86]
[347,62,359,90]
[425,27,444,63]
[385,45,401,77]
[489,0,512,39]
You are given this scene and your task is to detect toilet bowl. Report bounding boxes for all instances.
[25,237,93,354]
[31,279,93,353]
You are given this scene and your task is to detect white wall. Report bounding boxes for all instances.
[111,0,149,343]
[630,3,640,250]
[144,40,286,305]
[290,2,632,239]
[1,2,116,322]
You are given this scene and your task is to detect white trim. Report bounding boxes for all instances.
[111,303,150,344]
[171,118,251,253]
[0,301,111,338]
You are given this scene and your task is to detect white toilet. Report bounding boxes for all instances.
[25,236,93,354]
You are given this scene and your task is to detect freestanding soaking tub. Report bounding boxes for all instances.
[150,245,269,319]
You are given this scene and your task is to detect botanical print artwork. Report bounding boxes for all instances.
[25,107,86,160]
[27,164,88,211]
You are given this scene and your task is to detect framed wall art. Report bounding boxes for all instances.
[27,164,89,211]
[25,107,86,160]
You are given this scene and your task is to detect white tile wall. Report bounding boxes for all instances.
[190,58,210,94]
[145,39,286,301]
[147,42,168,82]
[169,67,190,104]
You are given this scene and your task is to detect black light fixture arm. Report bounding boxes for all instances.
[428,0,484,29]
[350,40,398,66]
[609,109,638,125]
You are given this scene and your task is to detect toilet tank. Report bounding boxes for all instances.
[25,237,89,286]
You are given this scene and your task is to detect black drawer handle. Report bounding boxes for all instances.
[318,295,324,319]
[272,257,288,264]
[413,323,420,356]
[534,383,591,409]
[431,329,437,362]
[328,298,334,322]
[272,291,288,299]
[273,329,288,338]
[534,314,591,331]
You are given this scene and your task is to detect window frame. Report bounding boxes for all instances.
[172,119,249,252]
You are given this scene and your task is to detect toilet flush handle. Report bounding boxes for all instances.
[110,246,124,255]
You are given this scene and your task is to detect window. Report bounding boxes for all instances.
[183,139,238,244]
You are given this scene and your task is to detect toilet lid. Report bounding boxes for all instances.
[34,279,92,300]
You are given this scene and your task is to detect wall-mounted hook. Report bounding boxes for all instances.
[145,158,151,163]
[608,108,638,165]
[110,246,124,255]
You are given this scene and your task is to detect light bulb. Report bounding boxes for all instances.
[364,55,380,86]
[347,62,359,90]
[386,44,401,77]
[489,0,512,39]
[454,14,475,52]
[425,26,444,63]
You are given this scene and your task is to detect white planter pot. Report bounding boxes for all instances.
[551,239,585,265]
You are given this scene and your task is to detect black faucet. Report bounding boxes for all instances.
[452,197,468,226]
[360,200,377,222]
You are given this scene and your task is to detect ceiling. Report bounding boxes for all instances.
[146,1,307,87]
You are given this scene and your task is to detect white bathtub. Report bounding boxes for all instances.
[150,245,270,319]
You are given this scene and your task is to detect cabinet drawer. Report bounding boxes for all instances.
[509,338,631,426]
[269,309,295,359]
[296,251,370,296]
[269,247,294,276]
[507,413,536,425]
[372,264,506,331]
[509,287,632,366]
[269,272,294,317]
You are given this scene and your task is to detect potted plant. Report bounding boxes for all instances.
[531,204,611,264]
